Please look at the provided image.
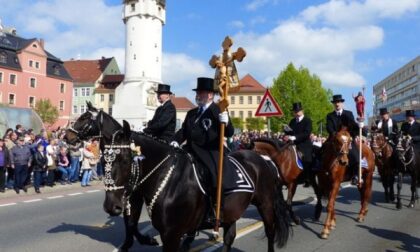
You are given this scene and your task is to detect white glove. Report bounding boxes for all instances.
[170,141,179,148]
[289,136,296,141]
[219,111,229,125]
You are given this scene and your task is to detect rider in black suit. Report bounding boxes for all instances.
[400,110,420,149]
[143,84,176,142]
[285,102,313,168]
[375,108,399,144]
[326,94,361,185]
[171,77,236,191]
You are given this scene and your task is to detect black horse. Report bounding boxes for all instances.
[67,103,290,252]
[395,133,420,209]
[65,102,158,252]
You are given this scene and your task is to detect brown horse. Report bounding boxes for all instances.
[252,138,323,224]
[317,128,375,239]
[370,131,396,203]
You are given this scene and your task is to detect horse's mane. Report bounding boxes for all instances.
[252,137,287,151]
[130,131,190,156]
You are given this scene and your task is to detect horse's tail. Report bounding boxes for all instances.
[273,183,291,248]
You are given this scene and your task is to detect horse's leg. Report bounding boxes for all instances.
[389,173,395,202]
[382,173,390,203]
[408,171,416,208]
[161,231,182,252]
[180,231,196,252]
[287,183,300,225]
[310,173,323,221]
[357,170,373,222]
[321,180,340,239]
[396,172,403,209]
[129,196,158,246]
[222,222,236,252]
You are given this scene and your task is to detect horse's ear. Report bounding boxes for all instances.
[86,101,98,112]
[122,120,131,137]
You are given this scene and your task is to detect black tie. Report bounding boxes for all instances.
[197,106,203,117]
[337,112,341,117]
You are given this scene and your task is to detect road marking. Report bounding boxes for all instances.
[0,203,17,207]
[140,224,153,233]
[86,190,101,193]
[47,195,64,199]
[67,192,83,196]
[190,221,264,252]
[23,199,42,203]
[340,184,352,189]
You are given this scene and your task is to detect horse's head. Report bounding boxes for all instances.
[396,133,413,162]
[370,131,386,157]
[65,101,100,143]
[102,120,133,216]
[333,129,351,166]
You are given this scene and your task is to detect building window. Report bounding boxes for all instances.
[35,62,40,69]
[131,3,135,11]
[248,111,252,118]
[0,52,7,63]
[86,88,90,96]
[80,105,86,114]
[30,78,36,88]
[109,94,114,102]
[60,83,65,93]
[74,88,78,97]
[0,72,3,83]
[8,93,15,105]
[239,111,243,119]
[239,96,244,104]
[29,96,35,108]
[230,111,235,117]
[100,94,104,102]
[248,96,252,104]
[32,44,37,48]
[10,74,16,85]
[257,96,261,104]
[81,88,86,96]
[108,107,113,115]
[59,101,64,111]
[29,60,33,67]
[231,96,235,105]
[73,105,78,114]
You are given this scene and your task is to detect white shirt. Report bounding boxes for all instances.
[335,109,343,116]
[296,115,304,123]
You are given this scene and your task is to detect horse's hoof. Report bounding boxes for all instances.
[138,236,159,246]
[294,217,301,225]
[357,217,364,223]
[330,224,336,230]
[320,232,329,239]
[408,203,415,208]
[396,202,402,210]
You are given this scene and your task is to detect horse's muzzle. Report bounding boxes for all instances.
[103,193,123,216]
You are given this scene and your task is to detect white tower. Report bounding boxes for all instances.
[113,0,166,128]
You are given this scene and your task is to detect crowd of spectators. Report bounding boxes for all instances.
[0,124,103,194]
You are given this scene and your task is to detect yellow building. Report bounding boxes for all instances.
[229,74,266,130]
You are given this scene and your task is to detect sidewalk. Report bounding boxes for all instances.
[0,180,103,199]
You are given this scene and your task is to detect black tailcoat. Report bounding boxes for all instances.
[326,110,359,137]
[401,121,420,148]
[173,102,235,189]
[143,100,176,142]
[288,116,313,162]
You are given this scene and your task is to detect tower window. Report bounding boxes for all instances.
[134,54,136,60]
[131,3,135,12]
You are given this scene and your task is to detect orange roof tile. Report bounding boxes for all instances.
[172,97,195,110]
[64,57,112,84]
[230,74,266,93]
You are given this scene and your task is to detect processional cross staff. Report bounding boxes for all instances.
[209,36,246,237]
[354,86,365,186]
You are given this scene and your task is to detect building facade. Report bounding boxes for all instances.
[0,29,73,128]
[229,74,266,130]
[171,96,195,130]
[113,0,166,128]
[373,55,420,122]
[64,57,121,120]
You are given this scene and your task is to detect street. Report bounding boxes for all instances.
[0,176,419,252]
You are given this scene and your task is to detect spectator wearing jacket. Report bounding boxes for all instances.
[68,141,82,182]
[81,142,97,187]
[0,138,11,192]
[57,146,71,185]
[10,136,32,194]
[32,143,47,193]
[46,139,58,187]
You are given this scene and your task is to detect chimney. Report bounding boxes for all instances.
[39,39,45,49]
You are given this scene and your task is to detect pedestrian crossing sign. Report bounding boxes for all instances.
[255,89,283,117]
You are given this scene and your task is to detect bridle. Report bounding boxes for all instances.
[396,135,414,166]
[371,133,388,158]
[69,110,103,141]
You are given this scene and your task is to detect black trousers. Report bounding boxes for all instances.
[349,141,360,175]
[0,166,5,190]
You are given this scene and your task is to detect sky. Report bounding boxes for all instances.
[1,0,420,118]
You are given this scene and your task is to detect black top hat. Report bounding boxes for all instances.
[292,102,303,112]
[331,94,345,103]
[406,110,415,117]
[155,84,172,94]
[192,77,215,92]
[379,108,389,115]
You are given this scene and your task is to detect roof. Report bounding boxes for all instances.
[230,74,266,94]
[64,57,113,84]
[101,74,124,84]
[0,33,72,80]
[172,97,195,110]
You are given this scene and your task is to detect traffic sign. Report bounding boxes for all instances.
[255,89,283,117]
